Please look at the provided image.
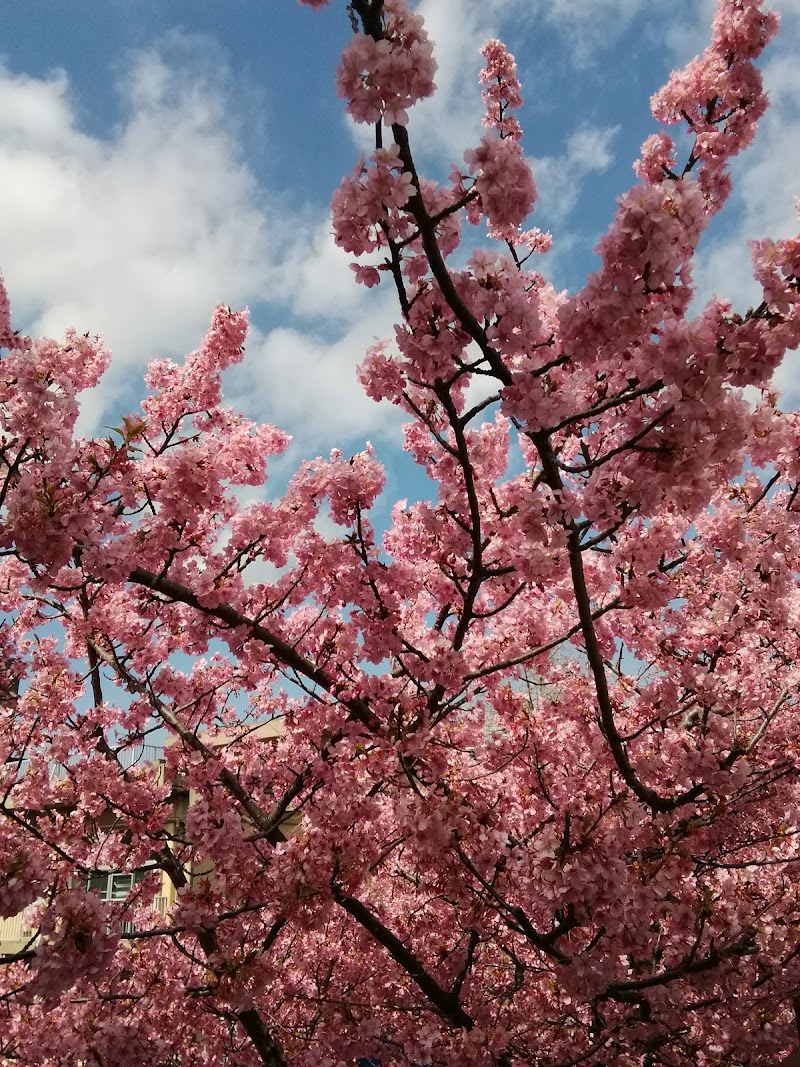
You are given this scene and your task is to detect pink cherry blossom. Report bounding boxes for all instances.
[1,0,799,1064]
[480,39,524,141]
[463,134,538,234]
[335,0,436,126]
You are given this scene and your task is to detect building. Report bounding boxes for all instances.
[0,720,288,956]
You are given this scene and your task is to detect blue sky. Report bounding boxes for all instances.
[0,0,798,522]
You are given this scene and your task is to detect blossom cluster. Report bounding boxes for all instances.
[332,145,414,255]
[648,0,778,208]
[479,39,523,140]
[335,0,436,126]
[463,134,537,235]
[30,891,119,1002]
[0,841,47,920]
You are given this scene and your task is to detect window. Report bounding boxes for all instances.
[85,869,150,902]
[85,868,161,934]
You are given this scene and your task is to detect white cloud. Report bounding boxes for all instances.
[228,305,404,454]
[0,47,296,434]
[281,214,379,323]
[0,56,275,337]
[409,0,507,163]
[532,124,620,223]
[529,0,647,65]
[540,0,642,17]
[661,0,716,63]
[0,37,434,449]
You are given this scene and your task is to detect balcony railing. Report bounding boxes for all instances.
[11,744,164,782]
[0,909,37,946]
[0,895,172,947]
[121,895,171,934]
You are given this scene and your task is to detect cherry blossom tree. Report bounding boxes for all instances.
[2,0,800,1063]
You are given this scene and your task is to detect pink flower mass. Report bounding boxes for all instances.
[1,0,800,1065]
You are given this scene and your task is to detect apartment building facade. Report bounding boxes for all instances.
[0,720,286,956]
